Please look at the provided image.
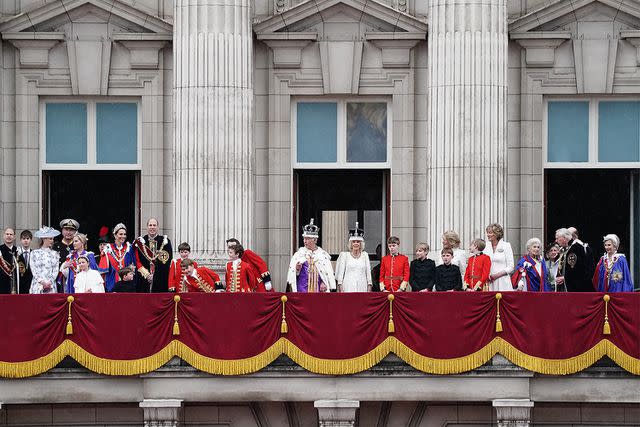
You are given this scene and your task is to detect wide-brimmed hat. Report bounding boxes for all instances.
[34,226,61,239]
[59,219,79,230]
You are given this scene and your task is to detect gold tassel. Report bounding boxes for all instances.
[66,296,74,335]
[495,293,503,333]
[280,295,288,334]
[387,294,395,333]
[603,294,611,335]
[173,295,181,336]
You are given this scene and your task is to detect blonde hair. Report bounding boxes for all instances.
[442,230,461,248]
[415,242,430,252]
[486,223,504,240]
[73,233,88,248]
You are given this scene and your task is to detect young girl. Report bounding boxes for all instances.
[73,255,105,293]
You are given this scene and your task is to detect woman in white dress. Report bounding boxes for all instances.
[483,223,515,292]
[335,223,372,292]
[30,226,61,294]
[436,230,467,280]
[73,255,105,293]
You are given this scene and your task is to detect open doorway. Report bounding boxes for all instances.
[294,170,389,261]
[43,171,138,253]
[545,169,637,287]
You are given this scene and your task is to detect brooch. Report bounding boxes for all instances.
[612,271,623,282]
[567,253,577,268]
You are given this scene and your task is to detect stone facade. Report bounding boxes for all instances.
[1,0,639,280]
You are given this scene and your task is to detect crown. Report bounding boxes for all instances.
[302,218,320,238]
[349,221,365,241]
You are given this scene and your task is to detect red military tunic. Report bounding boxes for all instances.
[180,267,221,293]
[241,249,272,292]
[225,260,258,293]
[168,259,197,292]
[379,254,410,292]
[464,253,492,291]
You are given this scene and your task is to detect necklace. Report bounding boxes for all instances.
[111,243,129,269]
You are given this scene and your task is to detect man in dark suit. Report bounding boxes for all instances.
[0,228,18,294]
[16,230,33,294]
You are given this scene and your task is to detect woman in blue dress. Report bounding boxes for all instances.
[511,238,553,292]
[592,234,633,293]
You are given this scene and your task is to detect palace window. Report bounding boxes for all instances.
[546,99,640,166]
[42,100,140,169]
[293,99,390,168]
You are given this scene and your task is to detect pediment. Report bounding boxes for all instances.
[254,0,427,34]
[0,0,172,34]
[510,0,640,33]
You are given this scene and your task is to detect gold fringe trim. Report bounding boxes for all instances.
[391,337,499,374]
[283,338,392,375]
[0,338,638,378]
[176,340,284,375]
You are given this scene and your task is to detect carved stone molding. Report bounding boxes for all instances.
[257,32,317,68]
[493,399,534,427]
[314,400,359,427]
[366,32,425,68]
[139,399,183,427]
[511,32,571,67]
[2,32,64,69]
[620,30,640,65]
[113,33,171,70]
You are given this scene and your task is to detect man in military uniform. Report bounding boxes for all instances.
[134,217,173,293]
[555,227,592,292]
[53,219,79,265]
[0,228,18,294]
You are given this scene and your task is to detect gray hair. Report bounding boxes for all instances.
[526,237,542,251]
[555,228,572,239]
[603,234,620,249]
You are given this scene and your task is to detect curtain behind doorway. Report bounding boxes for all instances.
[44,171,138,253]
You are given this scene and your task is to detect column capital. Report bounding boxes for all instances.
[314,400,359,427]
[492,399,534,427]
[139,399,183,427]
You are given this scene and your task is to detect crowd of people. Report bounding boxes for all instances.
[0,217,634,295]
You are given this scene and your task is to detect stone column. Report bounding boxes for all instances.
[314,400,359,427]
[426,0,508,245]
[140,399,182,427]
[173,0,254,267]
[492,399,534,427]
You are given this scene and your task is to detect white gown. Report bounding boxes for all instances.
[484,239,515,292]
[335,251,372,292]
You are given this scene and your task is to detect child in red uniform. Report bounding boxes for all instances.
[379,236,410,292]
[168,242,197,292]
[179,258,222,293]
[464,239,492,291]
[225,243,258,293]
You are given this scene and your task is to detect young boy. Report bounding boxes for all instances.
[409,242,436,292]
[17,230,33,294]
[435,248,463,291]
[379,236,410,292]
[114,267,136,293]
[180,258,223,293]
[168,242,198,292]
[464,239,492,291]
[225,243,257,292]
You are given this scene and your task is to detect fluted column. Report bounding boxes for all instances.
[426,0,507,244]
[174,0,253,266]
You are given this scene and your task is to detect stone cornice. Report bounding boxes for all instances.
[365,32,425,68]
[1,32,64,68]
[510,32,571,67]
[257,33,318,68]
